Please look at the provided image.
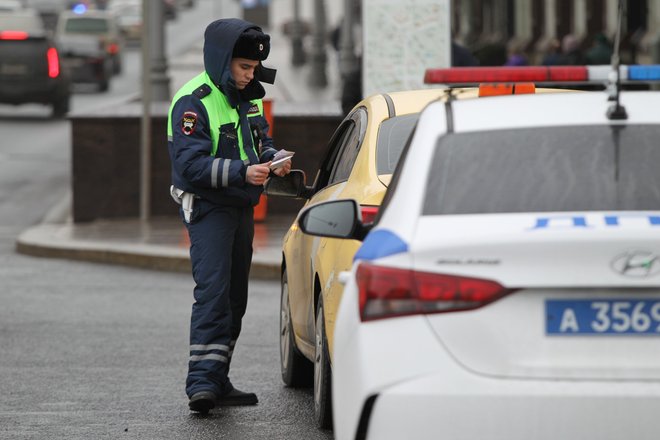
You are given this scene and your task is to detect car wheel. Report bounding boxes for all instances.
[51,97,69,119]
[98,77,109,92]
[113,57,122,75]
[280,270,313,387]
[314,296,333,429]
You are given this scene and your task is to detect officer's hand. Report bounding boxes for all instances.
[272,159,291,177]
[246,163,271,185]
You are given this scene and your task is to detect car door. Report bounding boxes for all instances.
[287,110,364,351]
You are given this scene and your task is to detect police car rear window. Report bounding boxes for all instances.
[376,113,419,175]
[423,125,660,215]
[64,18,110,33]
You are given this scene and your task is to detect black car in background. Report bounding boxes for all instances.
[0,9,71,117]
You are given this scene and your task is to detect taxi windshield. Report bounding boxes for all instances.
[424,125,660,215]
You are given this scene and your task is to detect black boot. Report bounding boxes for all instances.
[189,390,218,414]
[216,388,258,406]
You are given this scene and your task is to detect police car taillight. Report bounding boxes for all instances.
[356,263,513,321]
[47,47,60,78]
[0,31,29,40]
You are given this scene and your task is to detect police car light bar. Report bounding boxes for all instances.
[424,65,660,84]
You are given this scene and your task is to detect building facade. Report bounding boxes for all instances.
[451,0,660,65]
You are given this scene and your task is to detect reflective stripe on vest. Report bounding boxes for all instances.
[167,71,263,161]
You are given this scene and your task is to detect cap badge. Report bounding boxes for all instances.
[259,43,264,51]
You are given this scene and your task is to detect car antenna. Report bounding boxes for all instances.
[606,0,628,120]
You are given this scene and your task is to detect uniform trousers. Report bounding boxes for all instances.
[183,198,254,397]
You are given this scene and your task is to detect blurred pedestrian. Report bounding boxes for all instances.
[504,40,528,66]
[167,18,291,414]
[558,34,585,65]
[585,33,613,65]
[541,38,562,66]
[452,40,479,67]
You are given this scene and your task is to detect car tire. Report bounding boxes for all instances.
[314,297,333,430]
[51,97,69,119]
[280,270,313,387]
[113,57,122,75]
[98,77,110,92]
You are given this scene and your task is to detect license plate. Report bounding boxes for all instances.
[64,58,85,67]
[546,299,660,335]
[0,63,28,75]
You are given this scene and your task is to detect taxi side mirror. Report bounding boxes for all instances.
[264,169,313,199]
[298,199,371,241]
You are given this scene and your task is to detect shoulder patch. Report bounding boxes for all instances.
[247,104,260,115]
[192,84,212,99]
[181,111,198,136]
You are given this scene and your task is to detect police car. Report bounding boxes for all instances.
[297,62,660,440]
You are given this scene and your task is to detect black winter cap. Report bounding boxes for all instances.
[232,28,270,61]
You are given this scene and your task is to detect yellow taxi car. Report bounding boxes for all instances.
[266,88,450,428]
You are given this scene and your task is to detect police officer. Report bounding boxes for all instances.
[167,18,291,413]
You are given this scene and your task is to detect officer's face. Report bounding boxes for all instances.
[230,58,260,90]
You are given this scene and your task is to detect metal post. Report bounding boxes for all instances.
[308,0,328,87]
[150,0,170,101]
[140,0,152,224]
[291,0,306,66]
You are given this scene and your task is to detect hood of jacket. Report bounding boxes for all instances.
[203,18,273,105]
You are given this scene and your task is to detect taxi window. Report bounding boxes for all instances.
[328,109,366,185]
[376,114,419,174]
[423,125,660,215]
[328,125,360,185]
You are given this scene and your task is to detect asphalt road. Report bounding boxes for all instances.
[0,2,333,438]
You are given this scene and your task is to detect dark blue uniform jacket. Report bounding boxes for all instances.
[168,18,277,207]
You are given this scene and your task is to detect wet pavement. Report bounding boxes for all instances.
[15,0,342,278]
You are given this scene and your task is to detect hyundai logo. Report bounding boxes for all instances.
[611,251,660,277]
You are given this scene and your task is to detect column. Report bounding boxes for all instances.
[605,0,618,37]
[573,0,588,40]
[514,0,532,42]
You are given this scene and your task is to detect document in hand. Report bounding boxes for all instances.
[270,149,295,170]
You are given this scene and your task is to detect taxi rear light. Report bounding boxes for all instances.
[0,30,29,40]
[356,263,513,321]
[478,82,535,97]
[47,47,60,78]
[424,66,588,84]
[360,205,379,224]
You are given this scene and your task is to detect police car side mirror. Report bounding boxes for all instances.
[298,199,370,241]
[264,169,312,199]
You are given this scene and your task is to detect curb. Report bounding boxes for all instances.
[15,196,281,280]
[16,224,281,280]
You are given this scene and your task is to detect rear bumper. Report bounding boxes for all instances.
[62,56,110,83]
[0,78,69,105]
[366,373,660,440]
[332,310,660,440]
